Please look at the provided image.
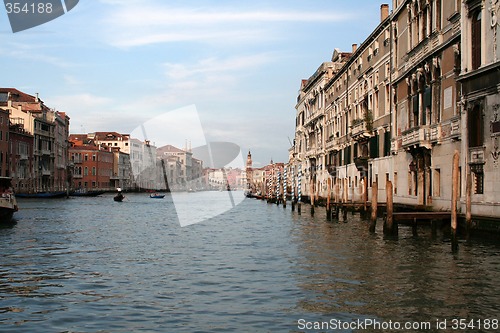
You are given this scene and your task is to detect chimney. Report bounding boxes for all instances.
[381,4,389,22]
[352,44,358,53]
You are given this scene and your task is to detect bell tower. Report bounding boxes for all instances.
[246,150,252,191]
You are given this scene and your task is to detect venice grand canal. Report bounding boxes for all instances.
[1,192,499,332]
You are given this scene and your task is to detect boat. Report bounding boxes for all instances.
[150,193,165,199]
[15,191,67,198]
[0,177,18,223]
[70,189,106,197]
[114,188,124,202]
[114,193,124,202]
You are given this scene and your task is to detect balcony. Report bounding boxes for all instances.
[469,147,485,165]
[305,147,318,158]
[401,127,431,150]
[351,120,373,141]
[429,116,461,143]
[326,164,337,177]
[354,156,369,172]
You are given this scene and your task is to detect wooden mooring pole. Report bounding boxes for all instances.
[334,182,340,220]
[297,165,302,215]
[310,181,315,216]
[363,176,368,215]
[466,168,472,241]
[326,178,331,221]
[343,178,348,221]
[369,181,378,232]
[451,150,459,252]
[383,180,397,236]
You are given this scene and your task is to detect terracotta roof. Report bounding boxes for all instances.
[0,88,38,103]
[157,144,185,154]
[93,132,129,140]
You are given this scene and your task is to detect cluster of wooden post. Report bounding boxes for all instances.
[265,150,468,252]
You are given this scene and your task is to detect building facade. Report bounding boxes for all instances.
[457,0,500,217]
[0,88,70,193]
[68,137,114,191]
[289,1,500,222]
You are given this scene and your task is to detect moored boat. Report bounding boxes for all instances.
[0,177,18,223]
[70,189,106,197]
[15,191,67,199]
[150,193,165,199]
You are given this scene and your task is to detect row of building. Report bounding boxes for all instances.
[0,88,251,193]
[284,1,500,220]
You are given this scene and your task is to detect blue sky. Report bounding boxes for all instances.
[1,0,387,166]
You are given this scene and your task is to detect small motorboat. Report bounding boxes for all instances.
[149,193,165,199]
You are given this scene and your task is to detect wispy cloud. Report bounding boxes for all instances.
[164,54,275,79]
[0,42,75,68]
[102,3,350,47]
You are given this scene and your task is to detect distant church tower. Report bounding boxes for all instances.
[246,150,253,191]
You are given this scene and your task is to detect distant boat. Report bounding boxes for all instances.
[0,177,18,223]
[150,193,165,199]
[114,193,124,202]
[16,191,67,199]
[70,189,106,197]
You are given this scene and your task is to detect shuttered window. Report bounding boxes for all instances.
[471,10,482,70]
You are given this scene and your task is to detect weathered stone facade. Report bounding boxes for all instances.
[289,1,500,222]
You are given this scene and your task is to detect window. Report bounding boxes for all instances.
[468,105,483,148]
[412,95,419,127]
[384,131,391,157]
[474,172,484,194]
[394,172,398,194]
[423,86,432,126]
[471,10,482,70]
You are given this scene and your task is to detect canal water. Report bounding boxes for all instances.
[1,193,499,332]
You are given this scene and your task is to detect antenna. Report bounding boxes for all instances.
[287,136,293,147]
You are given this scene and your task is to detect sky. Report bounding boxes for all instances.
[0,0,387,167]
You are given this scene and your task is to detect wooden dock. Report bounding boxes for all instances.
[384,211,452,235]
[390,212,451,225]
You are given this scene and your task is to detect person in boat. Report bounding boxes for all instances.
[0,185,13,198]
[115,188,124,201]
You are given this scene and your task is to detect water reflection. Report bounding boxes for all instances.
[0,195,498,332]
[291,204,500,328]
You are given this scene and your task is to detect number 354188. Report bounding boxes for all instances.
[5,2,53,14]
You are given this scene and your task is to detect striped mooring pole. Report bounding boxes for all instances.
[283,168,287,208]
[276,171,281,205]
[291,166,295,211]
[267,172,271,202]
